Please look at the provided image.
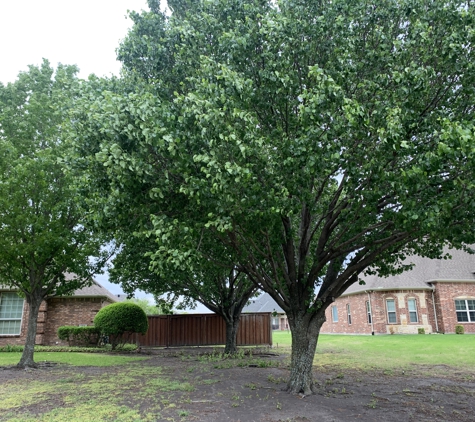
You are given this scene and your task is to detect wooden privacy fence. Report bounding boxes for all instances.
[135,313,272,347]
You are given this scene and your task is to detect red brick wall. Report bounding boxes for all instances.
[43,298,113,345]
[0,297,113,346]
[321,290,434,335]
[321,294,373,334]
[432,282,475,334]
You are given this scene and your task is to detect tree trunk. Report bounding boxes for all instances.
[17,297,42,368]
[223,315,241,354]
[285,311,326,395]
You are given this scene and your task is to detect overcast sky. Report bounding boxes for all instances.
[0,0,150,84]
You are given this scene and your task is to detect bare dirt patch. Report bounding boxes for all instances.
[1,348,474,421]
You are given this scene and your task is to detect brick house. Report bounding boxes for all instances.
[243,293,289,330]
[321,248,475,335]
[0,277,117,346]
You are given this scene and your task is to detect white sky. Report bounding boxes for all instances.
[0,0,150,84]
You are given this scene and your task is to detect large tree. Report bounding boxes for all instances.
[69,75,257,355]
[110,232,257,353]
[71,0,475,393]
[0,61,108,368]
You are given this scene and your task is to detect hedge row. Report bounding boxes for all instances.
[0,344,138,353]
[57,326,100,346]
[56,302,148,349]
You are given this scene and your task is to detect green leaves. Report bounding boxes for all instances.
[0,60,106,299]
[72,0,475,320]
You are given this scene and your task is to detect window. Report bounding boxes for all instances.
[331,305,338,322]
[366,301,372,324]
[386,299,397,324]
[0,292,24,335]
[455,299,475,322]
[408,298,418,323]
[347,304,352,325]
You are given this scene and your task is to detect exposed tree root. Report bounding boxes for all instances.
[283,382,316,396]
[16,362,38,370]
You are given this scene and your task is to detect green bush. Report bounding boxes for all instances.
[94,302,148,350]
[418,328,425,335]
[455,325,465,335]
[0,344,24,352]
[0,344,139,353]
[57,326,100,346]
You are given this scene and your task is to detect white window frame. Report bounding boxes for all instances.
[331,305,338,322]
[386,299,397,324]
[347,304,352,325]
[455,299,475,323]
[0,292,24,336]
[366,300,372,324]
[407,298,418,323]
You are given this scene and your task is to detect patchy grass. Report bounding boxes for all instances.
[0,363,194,421]
[1,345,474,421]
[0,352,147,367]
[272,331,475,371]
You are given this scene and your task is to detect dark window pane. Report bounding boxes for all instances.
[455,300,467,311]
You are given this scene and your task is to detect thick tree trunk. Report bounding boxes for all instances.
[285,312,326,395]
[223,315,240,354]
[17,297,42,368]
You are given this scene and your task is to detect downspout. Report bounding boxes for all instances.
[367,291,375,335]
[431,287,439,333]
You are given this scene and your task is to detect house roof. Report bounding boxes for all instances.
[1,273,117,302]
[342,247,475,297]
[243,292,284,314]
[67,279,118,302]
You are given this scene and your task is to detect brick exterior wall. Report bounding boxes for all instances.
[0,296,113,346]
[321,293,373,334]
[42,297,113,345]
[432,282,475,334]
[321,289,434,335]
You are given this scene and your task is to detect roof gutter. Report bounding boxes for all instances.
[425,279,475,283]
[340,286,433,297]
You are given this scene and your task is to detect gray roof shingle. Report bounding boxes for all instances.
[68,279,118,302]
[1,273,117,302]
[342,247,475,296]
[243,293,284,314]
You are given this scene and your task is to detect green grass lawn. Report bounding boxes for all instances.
[273,331,475,371]
[0,352,147,367]
[1,332,473,372]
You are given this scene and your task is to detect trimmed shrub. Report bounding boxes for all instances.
[94,302,148,350]
[0,344,23,352]
[418,328,425,335]
[57,326,100,346]
[455,325,465,335]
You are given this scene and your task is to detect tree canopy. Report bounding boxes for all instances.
[70,0,475,393]
[0,60,109,368]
